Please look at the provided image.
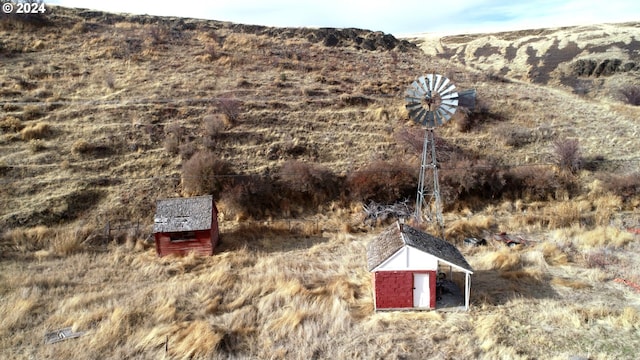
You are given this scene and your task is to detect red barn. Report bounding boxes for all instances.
[367,222,473,311]
[153,195,219,257]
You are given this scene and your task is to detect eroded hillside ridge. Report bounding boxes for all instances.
[412,23,640,97]
[45,6,417,52]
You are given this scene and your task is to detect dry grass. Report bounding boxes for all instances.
[552,225,635,249]
[1,6,639,359]
[20,121,51,140]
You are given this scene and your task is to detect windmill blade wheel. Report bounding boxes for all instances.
[404,74,459,127]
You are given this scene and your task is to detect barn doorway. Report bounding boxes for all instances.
[413,273,431,307]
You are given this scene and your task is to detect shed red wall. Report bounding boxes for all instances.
[155,230,213,257]
[373,270,437,310]
[374,271,413,309]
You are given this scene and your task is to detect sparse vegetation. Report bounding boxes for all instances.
[1,6,639,360]
[181,150,234,197]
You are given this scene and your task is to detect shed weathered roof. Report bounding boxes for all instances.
[367,223,473,273]
[153,195,214,233]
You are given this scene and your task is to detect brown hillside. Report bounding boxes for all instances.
[1,6,640,360]
[409,22,640,100]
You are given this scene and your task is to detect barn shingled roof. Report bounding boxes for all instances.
[367,223,473,273]
[153,195,213,233]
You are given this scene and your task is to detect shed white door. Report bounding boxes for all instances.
[413,273,430,307]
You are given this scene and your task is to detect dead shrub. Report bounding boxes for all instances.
[440,156,505,205]
[216,97,242,123]
[476,248,522,271]
[0,116,23,132]
[544,200,591,229]
[71,139,94,154]
[181,150,234,197]
[203,114,230,139]
[179,141,198,160]
[219,175,281,219]
[22,105,45,120]
[497,126,534,147]
[445,215,496,242]
[20,122,51,140]
[28,139,46,152]
[585,248,619,269]
[551,138,582,174]
[347,160,416,203]
[164,135,180,155]
[503,166,558,201]
[454,98,496,132]
[278,160,341,208]
[598,172,640,204]
[394,126,424,155]
[145,24,170,46]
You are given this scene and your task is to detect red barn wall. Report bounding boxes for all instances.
[374,271,413,309]
[374,270,437,310]
[155,229,213,257]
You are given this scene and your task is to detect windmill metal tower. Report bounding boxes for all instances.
[405,74,476,231]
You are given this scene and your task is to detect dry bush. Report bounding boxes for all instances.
[394,126,424,155]
[20,121,50,140]
[598,172,640,204]
[440,157,506,205]
[445,215,496,242]
[476,248,522,271]
[71,139,94,154]
[203,113,230,138]
[181,150,234,197]
[577,226,634,248]
[592,193,622,225]
[543,200,591,229]
[347,160,416,203]
[21,105,45,120]
[619,85,640,106]
[163,134,180,155]
[2,225,52,252]
[551,138,582,173]
[218,175,280,220]
[0,116,23,132]
[503,166,558,201]
[584,248,619,269]
[216,97,242,123]
[2,224,92,255]
[539,242,569,265]
[145,24,170,46]
[28,139,46,152]
[497,126,534,147]
[553,225,634,250]
[454,97,497,132]
[278,160,341,208]
[179,140,197,160]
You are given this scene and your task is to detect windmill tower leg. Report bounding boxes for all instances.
[415,128,430,222]
[415,129,445,236]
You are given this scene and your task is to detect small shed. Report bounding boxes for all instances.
[367,222,473,311]
[153,195,219,257]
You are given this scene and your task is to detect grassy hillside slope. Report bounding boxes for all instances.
[1,6,639,360]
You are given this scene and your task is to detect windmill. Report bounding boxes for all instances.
[404,74,476,232]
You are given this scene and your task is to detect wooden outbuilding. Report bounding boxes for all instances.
[153,195,219,257]
[367,222,473,311]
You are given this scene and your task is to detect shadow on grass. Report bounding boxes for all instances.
[217,222,328,254]
[469,269,559,306]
